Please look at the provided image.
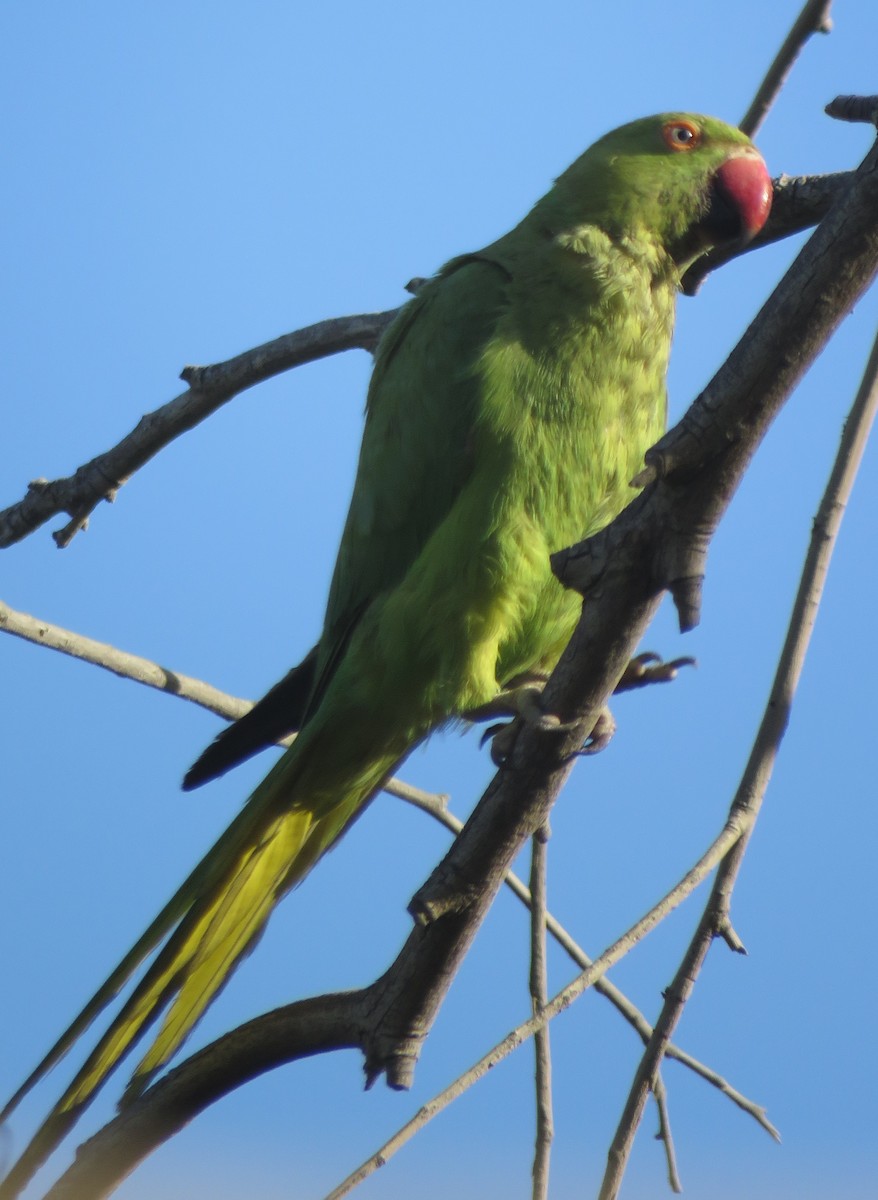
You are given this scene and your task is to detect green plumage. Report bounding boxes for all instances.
[1,113,768,1194]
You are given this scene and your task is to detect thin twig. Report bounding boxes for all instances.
[825,93,878,126]
[651,1073,682,1194]
[0,597,423,805]
[0,598,253,722]
[529,825,553,1200]
[597,323,878,1200]
[321,814,749,1200]
[385,782,775,1140]
[739,0,833,137]
[0,310,397,550]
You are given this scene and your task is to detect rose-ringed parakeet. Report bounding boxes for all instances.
[0,113,771,1193]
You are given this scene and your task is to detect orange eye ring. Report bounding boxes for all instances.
[662,120,701,152]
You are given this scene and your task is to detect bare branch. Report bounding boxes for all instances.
[825,93,878,125]
[739,0,833,137]
[40,994,365,1200]
[651,1073,682,1194]
[0,591,777,1131]
[322,813,754,1200]
[380,786,777,1135]
[0,310,397,550]
[596,317,878,1200]
[529,826,553,1200]
[0,598,252,722]
[37,796,755,1200]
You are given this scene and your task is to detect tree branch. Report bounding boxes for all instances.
[739,0,833,138]
[651,1072,682,1195]
[0,598,253,722]
[529,826,553,1200]
[825,93,878,126]
[0,310,396,550]
[597,293,878,1200]
[40,994,365,1200]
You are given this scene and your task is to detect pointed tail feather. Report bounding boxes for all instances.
[125,773,388,1098]
[122,808,315,1098]
[0,777,276,1128]
[1,739,401,1199]
[0,860,197,1126]
[182,646,319,790]
[0,812,317,1200]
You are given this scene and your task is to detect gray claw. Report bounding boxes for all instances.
[577,706,617,756]
[616,653,696,693]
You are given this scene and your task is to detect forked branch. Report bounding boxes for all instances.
[597,315,878,1200]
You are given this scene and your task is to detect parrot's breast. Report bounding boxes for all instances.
[477,262,675,687]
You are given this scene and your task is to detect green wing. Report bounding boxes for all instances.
[305,254,511,716]
[183,255,512,785]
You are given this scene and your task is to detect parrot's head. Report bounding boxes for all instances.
[549,113,772,273]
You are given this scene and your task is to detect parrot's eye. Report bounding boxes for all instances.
[662,120,701,151]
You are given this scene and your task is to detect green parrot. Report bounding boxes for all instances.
[0,113,771,1193]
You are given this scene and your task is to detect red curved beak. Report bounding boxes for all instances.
[713,152,773,242]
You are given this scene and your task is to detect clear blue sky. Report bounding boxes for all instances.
[2,3,877,1198]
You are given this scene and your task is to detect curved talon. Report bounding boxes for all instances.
[479,721,510,751]
[484,720,517,766]
[480,681,576,765]
[577,706,617,756]
[652,654,696,681]
[616,652,696,693]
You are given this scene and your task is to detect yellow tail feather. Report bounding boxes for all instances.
[57,742,400,1113]
[132,808,314,1089]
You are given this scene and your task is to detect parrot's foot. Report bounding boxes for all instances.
[481,719,518,765]
[615,652,696,693]
[483,700,617,764]
[570,655,692,757]
[464,672,552,725]
[468,675,577,766]
[470,654,693,765]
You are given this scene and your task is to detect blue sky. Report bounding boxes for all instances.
[2,3,877,1198]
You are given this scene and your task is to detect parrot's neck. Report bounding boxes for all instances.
[553,222,680,290]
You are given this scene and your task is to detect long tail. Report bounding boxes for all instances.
[0,727,402,1199]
